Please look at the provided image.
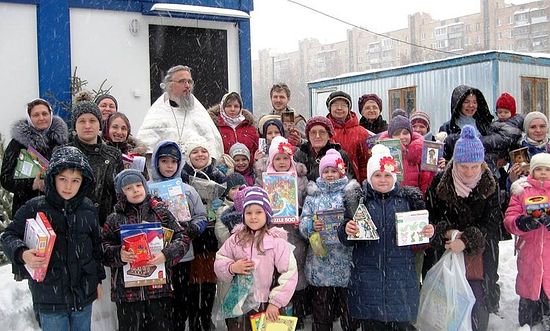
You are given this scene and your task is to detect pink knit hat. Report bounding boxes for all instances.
[319,149,346,178]
[267,136,296,174]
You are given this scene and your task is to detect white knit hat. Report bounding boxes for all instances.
[530,152,550,173]
[367,144,397,188]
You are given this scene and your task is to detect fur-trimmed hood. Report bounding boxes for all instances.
[435,161,496,201]
[510,175,550,196]
[11,116,68,156]
[306,177,359,197]
[207,104,257,127]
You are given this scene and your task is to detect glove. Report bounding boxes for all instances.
[539,215,550,230]
[516,215,541,232]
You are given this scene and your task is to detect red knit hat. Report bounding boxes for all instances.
[496,92,516,117]
[305,116,335,138]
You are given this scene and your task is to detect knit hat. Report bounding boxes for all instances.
[387,115,413,136]
[305,116,335,138]
[391,108,408,118]
[224,173,247,197]
[95,94,119,110]
[71,101,102,128]
[266,136,296,174]
[262,118,285,138]
[242,187,273,225]
[496,92,516,117]
[453,125,485,164]
[410,111,431,130]
[157,144,181,161]
[229,143,251,160]
[234,186,252,213]
[358,94,382,112]
[326,91,352,110]
[114,169,148,195]
[184,135,211,157]
[319,149,346,178]
[523,111,548,132]
[367,144,398,187]
[530,153,550,172]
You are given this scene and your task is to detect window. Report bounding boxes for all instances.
[388,86,417,117]
[521,76,548,116]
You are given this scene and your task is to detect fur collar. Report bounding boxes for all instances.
[11,116,68,155]
[435,162,496,201]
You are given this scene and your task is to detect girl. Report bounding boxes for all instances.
[505,153,550,329]
[300,149,360,330]
[214,187,298,331]
[230,142,255,186]
[339,144,434,330]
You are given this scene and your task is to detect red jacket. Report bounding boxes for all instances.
[327,112,370,184]
[209,106,259,159]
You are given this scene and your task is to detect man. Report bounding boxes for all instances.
[137,65,223,160]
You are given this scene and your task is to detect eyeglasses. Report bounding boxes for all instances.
[171,79,194,85]
[309,130,328,138]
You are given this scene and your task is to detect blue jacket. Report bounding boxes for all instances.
[299,177,359,287]
[338,182,425,322]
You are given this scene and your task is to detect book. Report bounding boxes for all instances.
[250,312,298,331]
[14,149,45,179]
[148,178,192,223]
[262,172,299,224]
[120,222,166,288]
[421,140,444,172]
[259,138,268,154]
[509,146,530,172]
[315,209,345,245]
[395,210,430,246]
[347,202,379,241]
[23,212,56,282]
[188,176,227,202]
[377,139,403,181]
[122,153,146,172]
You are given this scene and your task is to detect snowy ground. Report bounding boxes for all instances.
[0,240,540,330]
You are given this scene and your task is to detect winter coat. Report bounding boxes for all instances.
[427,162,502,257]
[518,136,550,159]
[337,183,425,322]
[1,116,68,214]
[1,145,104,313]
[328,112,370,183]
[377,131,434,194]
[237,166,255,187]
[208,105,260,160]
[504,176,550,300]
[136,92,224,160]
[294,142,355,182]
[299,177,359,287]
[102,195,189,303]
[215,198,234,247]
[181,161,226,186]
[359,114,387,134]
[65,136,123,227]
[214,225,298,308]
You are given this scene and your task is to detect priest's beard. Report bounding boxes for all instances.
[170,92,194,111]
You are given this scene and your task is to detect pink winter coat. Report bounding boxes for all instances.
[214,225,298,308]
[504,176,550,300]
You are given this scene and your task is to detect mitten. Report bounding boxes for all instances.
[539,214,550,230]
[287,130,301,146]
[516,215,541,232]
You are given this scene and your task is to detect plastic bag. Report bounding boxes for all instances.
[219,274,260,319]
[416,250,475,331]
[309,232,327,257]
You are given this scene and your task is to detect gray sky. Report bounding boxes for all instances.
[250,0,533,56]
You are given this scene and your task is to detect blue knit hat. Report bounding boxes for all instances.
[453,125,485,164]
[242,187,273,225]
[115,169,148,195]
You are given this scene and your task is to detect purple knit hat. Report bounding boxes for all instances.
[453,125,485,164]
[305,116,335,138]
[358,94,382,112]
[242,187,273,224]
[388,115,413,136]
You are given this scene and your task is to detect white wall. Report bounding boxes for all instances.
[0,3,39,140]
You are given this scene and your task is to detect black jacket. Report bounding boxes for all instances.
[294,141,356,182]
[359,115,388,134]
[1,116,68,214]
[1,146,105,313]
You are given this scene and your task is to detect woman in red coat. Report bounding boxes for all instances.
[208,92,259,162]
[326,91,371,184]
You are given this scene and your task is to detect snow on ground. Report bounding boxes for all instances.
[0,240,536,330]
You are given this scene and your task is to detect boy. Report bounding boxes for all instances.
[230,142,255,186]
[2,146,104,331]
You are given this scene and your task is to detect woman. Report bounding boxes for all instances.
[426,125,502,331]
[208,92,259,161]
[1,98,68,215]
[326,91,370,183]
[95,94,118,122]
[358,93,387,134]
[294,116,355,181]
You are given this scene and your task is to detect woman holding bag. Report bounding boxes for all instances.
[426,125,502,331]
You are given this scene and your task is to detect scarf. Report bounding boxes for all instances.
[455,114,477,131]
[220,108,245,129]
[451,163,482,198]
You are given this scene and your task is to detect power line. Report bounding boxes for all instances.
[287,0,460,56]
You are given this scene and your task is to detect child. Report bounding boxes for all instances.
[299,149,361,330]
[215,172,248,246]
[151,139,208,330]
[338,144,434,330]
[2,146,104,331]
[230,142,255,186]
[214,187,298,331]
[496,92,517,122]
[101,169,189,331]
[505,153,550,329]
[254,118,285,178]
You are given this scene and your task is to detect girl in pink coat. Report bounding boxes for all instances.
[505,152,550,329]
[214,187,298,331]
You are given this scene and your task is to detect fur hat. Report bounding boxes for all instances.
[524,111,548,132]
[496,92,516,117]
[319,149,346,178]
[367,144,397,187]
[94,94,119,110]
[229,143,251,160]
[71,101,102,128]
[358,94,382,112]
[453,125,485,164]
[305,116,335,138]
[242,187,273,224]
[387,115,413,136]
[530,153,550,172]
[224,173,247,197]
[115,169,148,195]
[410,111,431,130]
[326,91,352,110]
[262,118,285,138]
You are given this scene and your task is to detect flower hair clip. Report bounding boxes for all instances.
[335,158,346,175]
[379,156,400,174]
[278,142,295,156]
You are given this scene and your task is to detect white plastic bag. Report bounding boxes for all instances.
[416,250,476,331]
